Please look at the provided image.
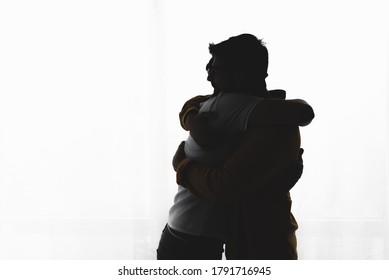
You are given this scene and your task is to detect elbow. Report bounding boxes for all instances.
[299,105,315,126]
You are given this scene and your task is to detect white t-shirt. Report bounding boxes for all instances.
[168,91,263,238]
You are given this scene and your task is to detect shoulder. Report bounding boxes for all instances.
[213,91,262,109]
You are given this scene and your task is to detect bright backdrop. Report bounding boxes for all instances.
[0,0,388,259]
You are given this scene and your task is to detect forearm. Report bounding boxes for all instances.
[177,161,277,204]
[248,98,315,127]
[177,126,300,203]
[179,94,212,130]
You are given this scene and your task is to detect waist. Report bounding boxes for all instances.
[168,187,229,238]
[166,224,225,243]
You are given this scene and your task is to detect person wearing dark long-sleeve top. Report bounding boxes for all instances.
[157,34,314,260]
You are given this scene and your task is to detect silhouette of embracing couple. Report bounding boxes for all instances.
[157,33,314,260]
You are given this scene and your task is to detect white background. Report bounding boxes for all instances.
[0,0,388,259]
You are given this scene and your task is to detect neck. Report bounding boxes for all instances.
[239,78,268,97]
[241,86,269,98]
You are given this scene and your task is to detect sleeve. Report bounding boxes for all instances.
[176,125,300,203]
[179,94,213,130]
[209,92,262,133]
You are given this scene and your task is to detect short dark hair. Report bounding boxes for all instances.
[209,34,268,79]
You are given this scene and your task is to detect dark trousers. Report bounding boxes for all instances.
[157,224,224,260]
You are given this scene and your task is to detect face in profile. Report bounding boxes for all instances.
[206,58,216,90]
[207,56,235,93]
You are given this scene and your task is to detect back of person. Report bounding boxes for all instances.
[226,125,301,260]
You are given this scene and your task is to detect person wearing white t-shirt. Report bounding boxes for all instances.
[157,34,314,260]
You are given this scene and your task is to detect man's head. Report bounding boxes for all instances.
[207,34,269,94]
